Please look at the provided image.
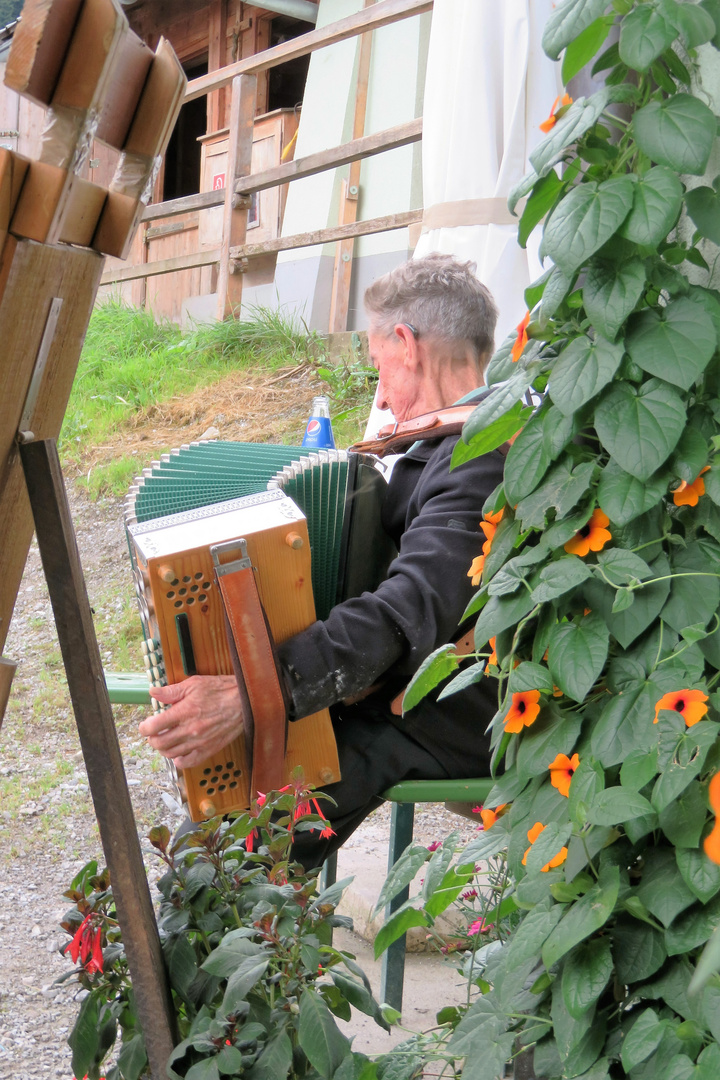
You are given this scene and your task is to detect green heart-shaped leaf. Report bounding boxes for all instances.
[596,459,670,525]
[595,379,686,481]
[633,94,717,176]
[625,297,716,390]
[518,169,564,248]
[540,265,574,321]
[542,0,612,60]
[582,257,646,341]
[664,0,716,48]
[618,166,684,245]
[548,611,609,702]
[543,176,635,274]
[463,362,543,439]
[619,5,676,70]
[549,334,624,415]
[685,185,720,245]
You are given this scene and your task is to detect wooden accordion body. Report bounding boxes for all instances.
[125,442,395,820]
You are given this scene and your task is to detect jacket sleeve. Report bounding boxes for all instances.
[277,443,506,720]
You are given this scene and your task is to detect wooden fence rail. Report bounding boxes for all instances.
[100,0,431,319]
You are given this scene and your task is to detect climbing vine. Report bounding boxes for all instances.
[395,1,720,1076]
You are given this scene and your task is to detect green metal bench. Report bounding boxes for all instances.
[324,777,494,1013]
[106,671,151,705]
[105,675,495,1013]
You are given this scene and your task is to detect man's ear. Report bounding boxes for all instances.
[394,323,419,368]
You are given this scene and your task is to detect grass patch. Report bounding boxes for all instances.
[60,300,325,467]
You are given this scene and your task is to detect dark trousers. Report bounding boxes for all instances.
[290,700,451,871]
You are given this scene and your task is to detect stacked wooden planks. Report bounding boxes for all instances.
[4,0,186,261]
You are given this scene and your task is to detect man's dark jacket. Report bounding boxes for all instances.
[277,429,506,778]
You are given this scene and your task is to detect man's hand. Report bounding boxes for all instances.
[139,675,244,770]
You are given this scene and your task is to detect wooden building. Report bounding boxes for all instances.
[0,1,433,329]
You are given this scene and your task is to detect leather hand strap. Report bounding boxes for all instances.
[215,563,287,796]
[349,404,478,458]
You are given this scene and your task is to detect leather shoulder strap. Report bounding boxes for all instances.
[349,404,478,458]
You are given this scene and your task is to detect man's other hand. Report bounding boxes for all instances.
[139,675,244,769]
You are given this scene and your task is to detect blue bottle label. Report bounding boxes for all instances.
[302,415,335,449]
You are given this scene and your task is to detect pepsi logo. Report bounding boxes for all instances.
[306,419,321,435]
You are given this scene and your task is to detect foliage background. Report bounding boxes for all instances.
[392,2,720,1078]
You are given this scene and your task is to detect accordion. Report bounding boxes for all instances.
[125,440,395,820]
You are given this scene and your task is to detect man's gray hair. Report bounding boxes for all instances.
[364,253,498,359]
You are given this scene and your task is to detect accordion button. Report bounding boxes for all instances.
[285,532,304,549]
[199,798,217,818]
[158,565,176,583]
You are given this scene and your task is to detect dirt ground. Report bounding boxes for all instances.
[0,387,475,1078]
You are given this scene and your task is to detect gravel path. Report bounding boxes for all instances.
[0,481,473,1079]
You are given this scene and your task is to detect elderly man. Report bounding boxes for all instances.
[139,253,505,867]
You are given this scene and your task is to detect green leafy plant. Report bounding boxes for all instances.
[58,780,393,1080]
[395,1,720,1076]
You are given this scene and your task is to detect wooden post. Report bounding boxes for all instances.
[19,438,178,1076]
[216,73,257,321]
[208,0,228,134]
[328,1,375,333]
[0,657,17,730]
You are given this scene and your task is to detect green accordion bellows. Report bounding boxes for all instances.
[124,440,396,620]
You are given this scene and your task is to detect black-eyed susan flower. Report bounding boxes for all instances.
[467,509,504,586]
[504,690,541,733]
[478,803,508,830]
[563,508,612,557]
[521,821,568,871]
[511,311,530,362]
[704,772,720,864]
[539,92,573,133]
[654,689,708,727]
[548,752,579,797]
[673,466,710,507]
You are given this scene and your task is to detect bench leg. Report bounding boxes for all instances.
[380,801,414,1013]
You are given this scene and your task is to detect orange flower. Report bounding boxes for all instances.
[703,772,720,864]
[673,466,710,507]
[548,752,579,797]
[654,689,709,727]
[479,803,508,830]
[511,311,530,362]
[522,821,568,871]
[486,636,498,674]
[468,555,485,586]
[563,508,612,557]
[539,92,573,133]
[504,690,542,733]
[468,509,505,586]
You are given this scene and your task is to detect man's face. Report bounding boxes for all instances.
[368,329,422,422]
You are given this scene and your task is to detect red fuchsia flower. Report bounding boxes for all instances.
[548,753,579,798]
[564,508,612,557]
[478,804,508,830]
[673,466,710,507]
[295,796,324,820]
[704,772,720,864]
[320,823,335,840]
[468,918,492,936]
[427,840,442,852]
[522,822,568,871]
[654,689,709,727]
[504,690,542,734]
[65,913,103,975]
[539,92,573,133]
[511,312,530,362]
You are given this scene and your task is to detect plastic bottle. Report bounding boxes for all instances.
[301,395,335,449]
